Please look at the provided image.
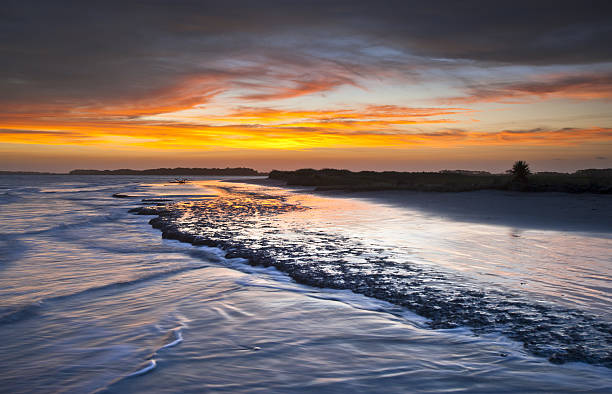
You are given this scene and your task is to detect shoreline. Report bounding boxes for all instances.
[130,181,612,368]
[336,189,612,234]
[227,178,612,234]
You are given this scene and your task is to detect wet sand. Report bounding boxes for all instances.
[134,180,612,367]
[342,190,612,234]
[231,178,612,234]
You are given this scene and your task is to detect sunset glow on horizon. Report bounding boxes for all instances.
[2,1,611,172]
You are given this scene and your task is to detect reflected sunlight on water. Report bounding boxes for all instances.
[215,181,611,317]
[0,175,610,393]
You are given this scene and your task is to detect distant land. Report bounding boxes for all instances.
[2,167,612,193]
[68,167,265,176]
[1,167,265,176]
[0,171,58,175]
[269,168,612,194]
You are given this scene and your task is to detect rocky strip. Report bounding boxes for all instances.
[129,188,612,368]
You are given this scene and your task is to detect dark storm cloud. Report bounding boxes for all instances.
[2,0,611,109]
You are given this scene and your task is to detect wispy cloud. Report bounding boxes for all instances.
[442,72,612,104]
[2,1,611,169]
[238,75,356,101]
[2,115,610,151]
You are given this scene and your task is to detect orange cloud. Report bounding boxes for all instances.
[221,105,468,122]
[2,118,610,151]
[468,127,612,145]
[2,77,224,119]
[1,64,360,124]
[2,75,609,153]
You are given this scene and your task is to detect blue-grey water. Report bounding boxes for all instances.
[0,175,611,393]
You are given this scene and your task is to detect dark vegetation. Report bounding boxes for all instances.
[509,160,531,182]
[130,190,612,367]
[0,171,58,175]
[69,167,265,176]
[269,167,612,194]
[506,160,531,191]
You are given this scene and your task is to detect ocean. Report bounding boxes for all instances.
[0,175,610,393]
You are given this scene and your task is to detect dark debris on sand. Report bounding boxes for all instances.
[129,187,612,368]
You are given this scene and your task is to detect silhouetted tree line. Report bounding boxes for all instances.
[269,163,612,194]
[69,167,265,176]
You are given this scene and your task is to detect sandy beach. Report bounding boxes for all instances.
[1,175,611,392]
[230,178,612,234]
[342,189,612,234]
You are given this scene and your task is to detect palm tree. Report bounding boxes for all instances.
[509,160,531,182]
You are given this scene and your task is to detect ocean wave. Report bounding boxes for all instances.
[131,190,612,368]
[0,266,208,326]
[0,238,27,265]
[0,191,22,204]
[39,186,120,193]
[159,328,183,350]
[5,213,128,237]
[126,359,157,377]
[0,302,43,325]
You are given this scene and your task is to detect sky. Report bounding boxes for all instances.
[1,0,612,172]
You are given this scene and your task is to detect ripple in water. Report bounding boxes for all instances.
[132,181,612,368]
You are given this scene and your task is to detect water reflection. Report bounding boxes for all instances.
[199,181,611,317]
[132,180,611,366]
[1,175,611,393]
